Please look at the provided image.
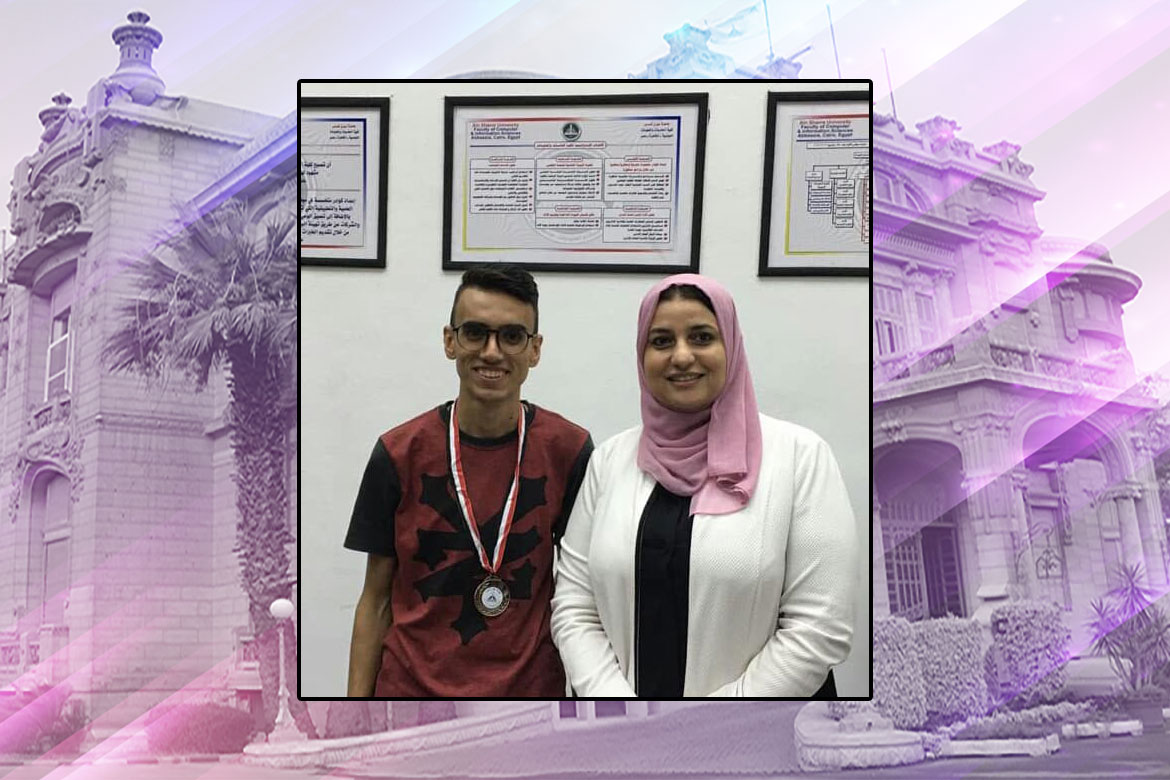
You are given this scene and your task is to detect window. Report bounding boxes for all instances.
[45,310,70,399]
[28,473,71,626]
[1085,292,1107,321]
[44,273,75,401]
[0,318,9,393]
[903,187,930,212]
[915,292,938,346]
[874,284,907,356]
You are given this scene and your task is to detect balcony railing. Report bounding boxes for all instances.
[0,625,69,683]
[876,333,1120,390]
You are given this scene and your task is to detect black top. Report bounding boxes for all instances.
[630,482,839,699]
[634,483,695,697]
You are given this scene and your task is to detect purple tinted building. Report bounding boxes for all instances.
[872,113,1164,651]
[0,12,294,736]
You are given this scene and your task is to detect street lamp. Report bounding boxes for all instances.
[267,597,305,742]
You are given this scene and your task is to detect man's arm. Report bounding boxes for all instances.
[347,553,396,697]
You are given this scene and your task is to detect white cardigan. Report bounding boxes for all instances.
[551,414,858,697]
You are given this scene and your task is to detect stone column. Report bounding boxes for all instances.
[954,411,1018,624]
[1128,433,1168,588]
[873,495,891,617]
[1113,483,1147,580]
[1010,468,1036,598]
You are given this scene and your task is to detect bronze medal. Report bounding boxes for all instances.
[474,575,510,617]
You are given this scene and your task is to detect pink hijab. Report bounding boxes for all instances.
[636,274,763,516]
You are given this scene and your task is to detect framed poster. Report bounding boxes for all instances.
[443,93,707,273]
[298,97,389,268]
[758,90,871,277]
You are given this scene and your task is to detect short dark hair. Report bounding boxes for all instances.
[449,264,539,332]
[658,283,715,314]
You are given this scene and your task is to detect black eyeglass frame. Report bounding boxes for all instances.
[450,322,537,354]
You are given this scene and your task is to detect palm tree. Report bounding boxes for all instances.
[105,196,304,734]
[1086,563,1170,693]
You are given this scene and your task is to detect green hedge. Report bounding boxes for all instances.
[914,616,988,726]
[145,703,256,754]
[873,616,926,729]
[985,600,1070,708]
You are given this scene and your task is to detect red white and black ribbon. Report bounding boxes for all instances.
[447,401,527,575]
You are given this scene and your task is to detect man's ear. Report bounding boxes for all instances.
[443,325,457,360]
[528,333,543,368]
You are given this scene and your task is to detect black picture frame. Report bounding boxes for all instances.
[758,89,872,277]
[298,96,389,268]
[443,93,707,274]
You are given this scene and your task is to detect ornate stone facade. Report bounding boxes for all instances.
[0,12,289,731]
[873,112,1163,646]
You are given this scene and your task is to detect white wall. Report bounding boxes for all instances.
[300,80,871,697]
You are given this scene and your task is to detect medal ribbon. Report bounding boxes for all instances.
[448,401,527,575]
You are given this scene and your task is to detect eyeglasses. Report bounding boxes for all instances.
[451,322,535,355]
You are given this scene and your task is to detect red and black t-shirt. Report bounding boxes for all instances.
[344,401,592,697]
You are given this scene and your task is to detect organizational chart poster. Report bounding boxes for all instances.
[760,90,871,276]
[786,113,870,254]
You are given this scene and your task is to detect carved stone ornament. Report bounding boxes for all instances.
[978,233,997,256]
[915,116,962,154]
[985,141,1034,179]
[878,413,907,444]
[8,398,85,522]
[983,141,1022,160]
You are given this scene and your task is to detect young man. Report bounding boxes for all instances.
[344,265,593,697]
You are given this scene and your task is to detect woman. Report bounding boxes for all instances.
[551,273,858,697]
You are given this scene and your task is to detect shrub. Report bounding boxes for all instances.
[873,616,926,730]
[985,600,1070,708]
[1122,683,1166,703]
[34,698,89,755]
[145,703,256,754]
[944,701,1098,740]
[0,681,88,756]
[324,701,389,737]
[914,616,988,727]
[826,701,869,720]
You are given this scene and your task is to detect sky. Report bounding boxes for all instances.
[1,0,1168,369]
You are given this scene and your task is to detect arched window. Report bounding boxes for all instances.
[903,185,931,213]
[27,472,71,625]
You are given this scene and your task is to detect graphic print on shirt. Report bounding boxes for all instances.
[414,472,548,643]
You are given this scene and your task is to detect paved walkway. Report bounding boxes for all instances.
[0,761,323,780]
[339,702,805,779]
[810,728,1170,780]
[7,704,1168,780]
